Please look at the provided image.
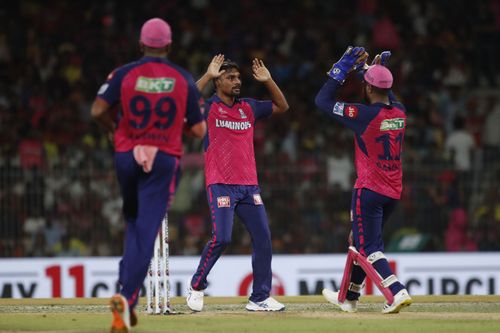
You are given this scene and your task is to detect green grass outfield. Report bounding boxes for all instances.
[1,295,499,333]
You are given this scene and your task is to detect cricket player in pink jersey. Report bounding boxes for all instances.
[91,18,206,332]
[186,54,289,312]
[315,47,412,314]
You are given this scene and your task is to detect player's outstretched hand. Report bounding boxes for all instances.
[206,54,226,79]
[252,58,271,82]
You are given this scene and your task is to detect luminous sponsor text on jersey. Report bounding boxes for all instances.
[135,76,175,93]
[215,119,251,130]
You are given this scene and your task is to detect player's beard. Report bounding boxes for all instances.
[231,86,241,97]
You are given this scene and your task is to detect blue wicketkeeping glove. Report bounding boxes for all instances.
[370,51,391,66]
[327,46,365,84]
[379,51,391,66]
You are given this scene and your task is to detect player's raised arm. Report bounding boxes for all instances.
[196,54,226,92]
[315,46,366,113]
[252,58,289,113]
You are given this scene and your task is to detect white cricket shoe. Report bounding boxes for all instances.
[186,280,204,312]
[382,288,412,314]
[322,289,358,313]
[245,297,285,312]
[110,294,131,333]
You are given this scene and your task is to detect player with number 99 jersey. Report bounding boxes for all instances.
[97,56,202,156]
[91,18,206,331]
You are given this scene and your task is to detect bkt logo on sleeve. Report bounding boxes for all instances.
[217,196,231,208]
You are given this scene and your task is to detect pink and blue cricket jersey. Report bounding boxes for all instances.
[95,56,203,310]
[203,95,273,186]
[98,56,204,156]
[315,79,406,199]
[190,95,274,303]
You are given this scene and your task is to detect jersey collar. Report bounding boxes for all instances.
[212,94,241,108]
[372,102,393,109]
[141,56,170,65]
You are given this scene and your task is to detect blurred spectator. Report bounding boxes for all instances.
[445,208,478,251]
[444,117,475,172]
[483,98,500,157]
[53,235,88,257]
[326,144,353,192]
[43,219,65,254]
[473,185,500,251]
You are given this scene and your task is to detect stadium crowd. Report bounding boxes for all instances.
[1,0,499,257]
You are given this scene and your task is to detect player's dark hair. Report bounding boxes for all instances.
[220,60,239,72]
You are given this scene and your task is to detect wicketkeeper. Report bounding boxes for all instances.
[315,47,412,314]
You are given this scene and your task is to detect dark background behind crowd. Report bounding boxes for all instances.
[1,0,499,257]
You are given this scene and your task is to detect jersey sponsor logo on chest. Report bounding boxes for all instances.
[216,106,248,119]
[135,76,175,93]
[217,196,231,208]
[380,118,405,131]
[217,107,228,115]
[215,119,252,130]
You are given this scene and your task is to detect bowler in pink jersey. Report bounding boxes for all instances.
[186,55,289,312]
[91,18,206,332]
[315,48,412,313]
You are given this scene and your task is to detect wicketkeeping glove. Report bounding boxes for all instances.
[327,46,365,84]
[370,51,391,66]
[353,51,369,72]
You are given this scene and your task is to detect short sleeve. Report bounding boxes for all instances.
[243,98,273,120]
[96,69,124,106]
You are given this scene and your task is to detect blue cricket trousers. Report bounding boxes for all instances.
[347,187,405,300]
[115,150,179,309]
[191,184,272,302]
[351,187,397,255]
